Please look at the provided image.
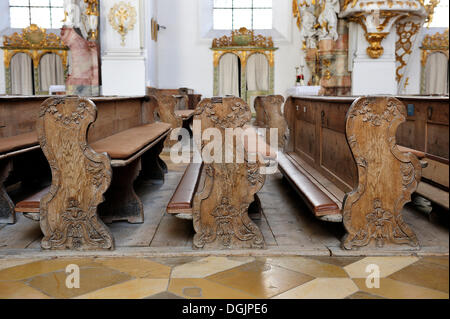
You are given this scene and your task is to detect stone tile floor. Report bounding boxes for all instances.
[0,255,447,299]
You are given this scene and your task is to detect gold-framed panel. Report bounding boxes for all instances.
[2,24,69,95]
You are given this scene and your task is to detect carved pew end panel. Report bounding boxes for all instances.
[0,160,16,224]
[192,97,266,250]
[342,97,422,250]
[37,97,114,250]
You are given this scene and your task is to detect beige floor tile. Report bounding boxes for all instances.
[421,256,449,267]
[95,258,171,279]
[389,260,449,293]
[308,256,362,267]
[0,259,46,271]
[168,278,255,299]
[353,278,449,299]
[0,281,51,299]
[273,278,358,299]
[171,256,254,278]
[27,265,132,298]
[0,258,99,281]
[345,291,385,299]
[206,261,314,298]
[75,279,169,299]
[265,257,348,278]
[344,256,419,278]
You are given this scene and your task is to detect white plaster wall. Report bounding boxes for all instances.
[101,0,146,95]
[351,24,398,95]
[145,0,158,88]
[156,0,303,98]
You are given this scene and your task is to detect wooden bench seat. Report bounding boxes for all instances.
[277,96,424,250]
[167,162,203,218]
[0,132,38,157]
[174,110,195,120]
[397,145,449,210]
[278,152,342,222]
[90,122,171,161]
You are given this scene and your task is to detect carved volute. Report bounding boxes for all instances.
[37,96,114,250]
[342,97,421,249]
[192,97,265,249]
[154,94,183,147]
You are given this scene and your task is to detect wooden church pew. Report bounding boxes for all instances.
[14,96,171,250]
[276,96,424,249]
[166,97,276,249]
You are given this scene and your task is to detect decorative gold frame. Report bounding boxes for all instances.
[211,28,278,104]
[420,29,449,93]
[1,24,69,95]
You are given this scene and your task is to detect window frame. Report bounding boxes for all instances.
[213,0,273,30]
[9,0,64,29]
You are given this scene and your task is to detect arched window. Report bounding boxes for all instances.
[213,0,272,30]
[9,0,65,29]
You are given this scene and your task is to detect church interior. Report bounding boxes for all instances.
[0,0,448,300]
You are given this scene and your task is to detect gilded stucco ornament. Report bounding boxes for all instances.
[340,1,428,58]
[108,2,137,46]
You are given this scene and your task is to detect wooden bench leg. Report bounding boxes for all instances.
[100,158,144,224]
[0,160,15,224]
[140,137,167,180]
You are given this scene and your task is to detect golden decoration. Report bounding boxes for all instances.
[85,0,99,16]
[108,2,137,46]
[424,0,440,27]
[212,28,274,49]
[395,20,421,82]
[3,24,66,50]
[365,33,389,58]
[420,28,449,66]
[1,25,69,94]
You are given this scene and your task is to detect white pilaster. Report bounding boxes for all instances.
[100,0,146,96]
[351,24,397,95]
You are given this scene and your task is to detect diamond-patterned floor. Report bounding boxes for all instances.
[0,255,447,299]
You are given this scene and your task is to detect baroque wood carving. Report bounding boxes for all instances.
[154,94,183,148]
[342,97,421,249]
[37,97,114,250]
[259,95,288,150]
[192,97,265,249]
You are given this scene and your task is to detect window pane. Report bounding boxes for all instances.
[233,9,252,29]
[51,7,64,28]
[9,0,30,6]
[10,7,30,28]
[50,0,64,6]
[253,0,272,8]
[29,0,49,6]
[214,0,232,8]
[233,0,252,8]
[253,9,272,29]
[214,9,232,29]
[30,7,51,28]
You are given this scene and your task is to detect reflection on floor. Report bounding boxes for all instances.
[0,256,448,299]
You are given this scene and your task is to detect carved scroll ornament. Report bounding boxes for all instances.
[192,97,265,249]
[342,97,421,249]
[37,97,114,250]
